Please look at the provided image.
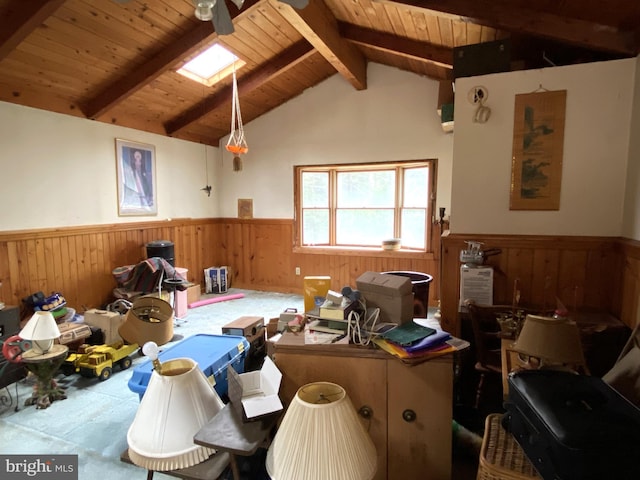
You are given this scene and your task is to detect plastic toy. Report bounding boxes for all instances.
[62,341,139,381]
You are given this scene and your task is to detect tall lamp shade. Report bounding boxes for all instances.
[19,311,61,354]
[127,355,224,471]
[266,382,377,480]
[513,314,585,366]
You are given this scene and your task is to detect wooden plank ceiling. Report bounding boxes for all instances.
[0,0,637,146]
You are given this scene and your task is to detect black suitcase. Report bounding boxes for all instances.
[502,369,640,480]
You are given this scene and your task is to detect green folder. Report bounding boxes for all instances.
[380,322,436,346]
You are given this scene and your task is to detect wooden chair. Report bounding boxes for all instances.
[465,300,527,409]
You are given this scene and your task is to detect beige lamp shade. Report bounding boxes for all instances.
[266,382,377,480]
[513,314,585,366]
[127,357,224,471]
[19,311,61,354]
[119,295,174,347]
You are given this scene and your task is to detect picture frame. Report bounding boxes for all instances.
[115,139,157,216]
[238,198,253,219]
[510,89,567,210]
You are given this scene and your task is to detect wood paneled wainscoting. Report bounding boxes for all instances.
[441,233,640,336]
[3,220,639,332]
[0,218,222,317]
[0,218,441,322]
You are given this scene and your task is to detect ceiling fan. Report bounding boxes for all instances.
[193,0,309,35]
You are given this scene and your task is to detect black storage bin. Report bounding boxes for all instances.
[382,271,433,318]
[146,240,175,266]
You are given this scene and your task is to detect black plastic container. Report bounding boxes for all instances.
[382,271,433,318]
[146,240,175,266]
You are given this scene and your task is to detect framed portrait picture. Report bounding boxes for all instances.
[115,139,157,216]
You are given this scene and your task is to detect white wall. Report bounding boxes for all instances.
[451,58,636,237]
[0,102,220,230]
[216,62,454,219]
[622,56,640,239]
[0,64,453,230]
[5,59,637,240]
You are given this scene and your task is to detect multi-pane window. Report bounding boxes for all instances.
[296,160,436,251]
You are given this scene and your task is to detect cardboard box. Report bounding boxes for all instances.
[83,309,126,345]
[186,283,201,306]
[204,266,229,294]
[227,356,283,421]
[356,271,414,325]
[56,321,92,345]
[266,318,279,339]
[278,308,301,332]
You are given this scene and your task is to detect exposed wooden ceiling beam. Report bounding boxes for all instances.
[0,0,66,62]
[339,22,453,70]
[83,0,261,121]
[166,40,316,135]
[376,0,638,55]
[271,0,367,90]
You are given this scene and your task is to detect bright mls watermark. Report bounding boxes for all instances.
[1,455,77,479]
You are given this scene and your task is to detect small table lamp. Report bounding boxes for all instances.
[513,314,586,370]
[266,381,377,480]
[19,311,61,354]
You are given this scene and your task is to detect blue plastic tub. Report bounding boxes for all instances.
[128,333,250,400]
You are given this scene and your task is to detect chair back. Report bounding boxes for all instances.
[465,300,515,370]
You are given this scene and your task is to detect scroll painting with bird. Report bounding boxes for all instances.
[510,90,567,210]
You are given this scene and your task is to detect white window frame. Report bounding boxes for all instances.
[294,160,437,253]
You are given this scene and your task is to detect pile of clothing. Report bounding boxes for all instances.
[112,257,186,299]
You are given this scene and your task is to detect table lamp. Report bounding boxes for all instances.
[513,314,585,369]
[266,381,377,480]
[19,311,61,354]
[127,342,225,471]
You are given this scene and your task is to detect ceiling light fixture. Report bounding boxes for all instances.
[192,0,308,36]
[194,1,214,21]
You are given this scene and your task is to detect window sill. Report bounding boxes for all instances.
[293,245,434,260]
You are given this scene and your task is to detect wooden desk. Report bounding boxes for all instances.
[272,332,453,480]
[194,403,279,480]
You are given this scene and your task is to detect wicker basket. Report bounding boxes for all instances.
[476,414,540,480]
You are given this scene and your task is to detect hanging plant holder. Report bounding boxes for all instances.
[226,66,248,171]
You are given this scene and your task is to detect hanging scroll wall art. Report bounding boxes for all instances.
[510,89,567,210]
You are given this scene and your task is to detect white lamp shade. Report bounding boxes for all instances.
[127,357,224,471]
[19,311,61,354]
[266,382,377,480]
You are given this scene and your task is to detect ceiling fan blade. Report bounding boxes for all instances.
[278,0,309,8]
[211,0,235,35]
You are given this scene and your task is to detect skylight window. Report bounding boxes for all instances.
[177,43,244,86]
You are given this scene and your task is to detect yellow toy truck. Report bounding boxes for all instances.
[62,341,139,381]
